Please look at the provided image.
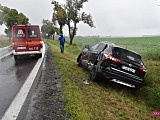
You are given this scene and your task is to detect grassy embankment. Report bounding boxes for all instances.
[0,39,11,48]
[45,37,160,120]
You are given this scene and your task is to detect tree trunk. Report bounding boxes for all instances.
[70,36,73,45]
[68,23,72,44]
[68,22,77,45]
[60,25,63,34]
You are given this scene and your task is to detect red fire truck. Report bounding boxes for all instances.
[12,25,43,60]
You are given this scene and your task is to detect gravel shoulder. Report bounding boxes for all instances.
[24,46,70,120]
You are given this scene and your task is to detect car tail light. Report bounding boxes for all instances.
[139,67,147,73]
[104,53,121,63]
[12,42,15,49]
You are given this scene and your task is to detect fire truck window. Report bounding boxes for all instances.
[28,28,38,38]
[15,28,25,38]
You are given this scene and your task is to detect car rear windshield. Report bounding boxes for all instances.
[112,47,142,64]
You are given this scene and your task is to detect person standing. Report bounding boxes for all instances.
[58,34,65,53]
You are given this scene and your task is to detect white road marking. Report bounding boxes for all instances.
[0,46,12,59]
[0,51,12,60]
[0,46,11,51]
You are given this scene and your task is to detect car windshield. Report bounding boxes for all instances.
[112,47,142,64]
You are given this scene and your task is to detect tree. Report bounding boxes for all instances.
[0,4,4,25]
[51,0,94,44]
[0,5,10,25]
[0,5,29,40]
[18,13,29,25]
[51,1,67,34]
[41,19,59,39]
[66,0,95,44]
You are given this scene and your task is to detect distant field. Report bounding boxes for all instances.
[73,36,160,60]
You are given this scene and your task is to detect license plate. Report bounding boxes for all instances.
[29,47,39,50]
[121,65,135,73]
[17,46,26,49]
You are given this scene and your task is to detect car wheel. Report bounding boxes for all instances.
[89,65,99,81]
[78,55,82,67]
[36,54,42,59]
[14,55,18,61]
[134,84,141,90]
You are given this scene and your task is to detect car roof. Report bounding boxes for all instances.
[100,41,116,46]
[12,25,39,28]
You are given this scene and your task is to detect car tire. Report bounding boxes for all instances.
[89,65,99,81]
[78,55,82,67]
[36,54,42,58]
[134,85,141,90]
[14,55,18,61]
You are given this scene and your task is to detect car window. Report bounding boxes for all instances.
[112,47,142,64]
[95,43,106,51]
[15,28,26,38]
[90,43,100,51]
[28,28,38,38]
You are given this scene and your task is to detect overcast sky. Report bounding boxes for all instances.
[1,0,160,37]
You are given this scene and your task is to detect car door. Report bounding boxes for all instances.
[81,43,100,67]
[12,26,27,52]
[89,43,107,64]
[27,26,41,51]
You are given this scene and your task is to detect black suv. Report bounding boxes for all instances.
[77,41,147,88]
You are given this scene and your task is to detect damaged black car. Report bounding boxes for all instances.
[77,41,147,89]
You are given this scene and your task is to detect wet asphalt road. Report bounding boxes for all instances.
[0,49,37,118]
[0,46,12,59]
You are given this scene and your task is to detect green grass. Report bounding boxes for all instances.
[0,39,11,48]
[45,38,160,120]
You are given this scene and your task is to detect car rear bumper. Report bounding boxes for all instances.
[12,49,42,55]
[102,67,143,86]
